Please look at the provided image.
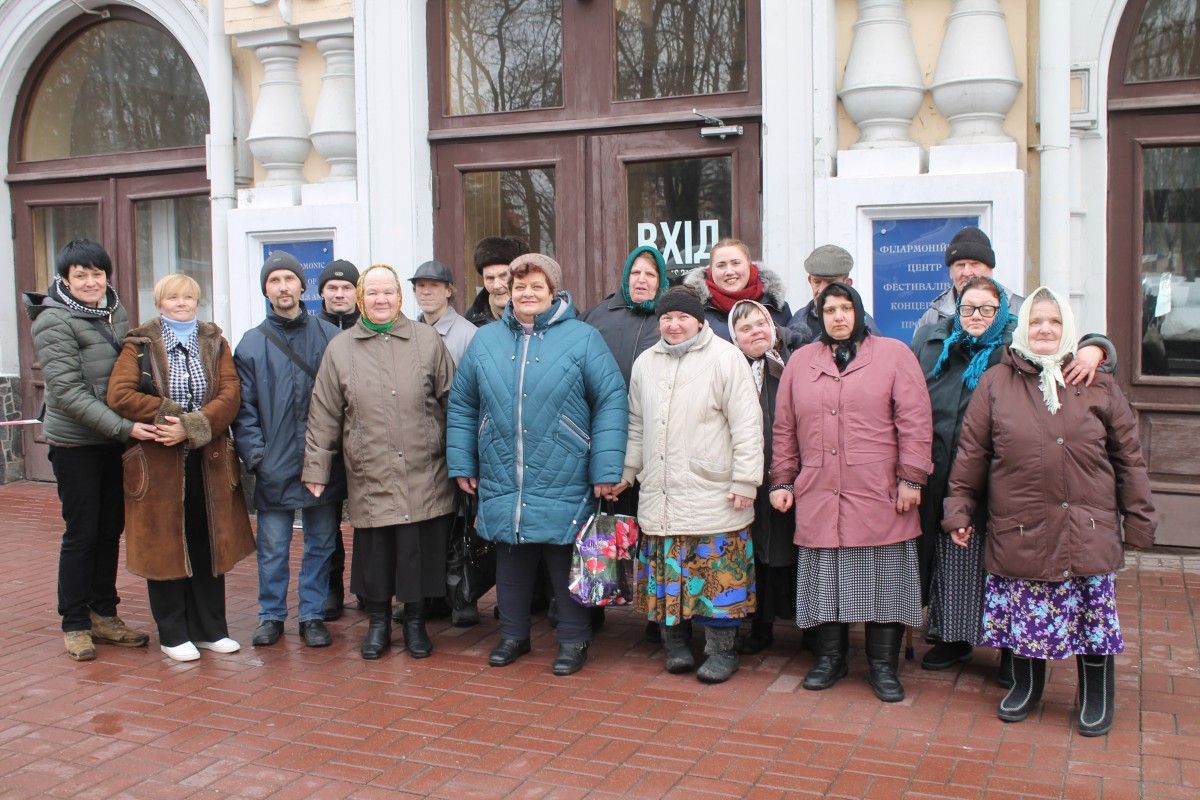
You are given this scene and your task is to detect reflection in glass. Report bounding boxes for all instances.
[462,168,555,299]
[135,196,213,322]
[22,20,208,160]
[626,156,731,281]
[31,205,100,293]
[615,0,747,101]
[1141,146,1200,378]
[1125,0,1200,83]
[445,0,563,116]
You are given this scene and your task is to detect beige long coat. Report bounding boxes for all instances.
[303,316,456,528]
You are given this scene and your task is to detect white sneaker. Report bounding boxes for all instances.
[160,642,201,662]
[195,638,241,654]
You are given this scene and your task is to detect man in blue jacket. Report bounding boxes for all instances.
[233,251,345,648]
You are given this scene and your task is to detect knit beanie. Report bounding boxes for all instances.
[473,236,530,274]
[509,253,563,294]
[944,227,995,269]
[260,251,305,296]
[318,259,359,293]
[655,286,706,324]
[804,244,854,278]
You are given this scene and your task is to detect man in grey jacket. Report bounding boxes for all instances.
[233,251,345,649]
[911,227,1024,338]
[410,259,476,365]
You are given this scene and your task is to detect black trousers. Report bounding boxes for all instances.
[749,562,796,627]
[49,444,124,632]
[351,515,451,603]
[496,542,590,645]
[146,450,228,647]
[329,501,346,589]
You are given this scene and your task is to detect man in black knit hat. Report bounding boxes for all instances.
[317,259,360,331]
[911,226,1025,339]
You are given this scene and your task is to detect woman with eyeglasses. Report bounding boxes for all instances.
[911,276,1115,685]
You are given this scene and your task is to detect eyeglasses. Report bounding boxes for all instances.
[958,304,999,319]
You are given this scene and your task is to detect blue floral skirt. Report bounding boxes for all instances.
[979,573,1124,660]
[636,529,756,626]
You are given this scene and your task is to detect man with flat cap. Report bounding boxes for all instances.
[786,244,880,346]
[411,259,476,365]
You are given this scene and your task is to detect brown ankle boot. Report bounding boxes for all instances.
[64,630,96,661]
[89,612,149,647]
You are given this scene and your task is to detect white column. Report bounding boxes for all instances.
[930,0,1022,145]
[237,27,310,187]
[1039,0,1071,299]
[300,20,356,182]
[208,0,236,335]
[839,0,925,150]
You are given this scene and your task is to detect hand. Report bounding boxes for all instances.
[728,492,754,511]
[456,476,478,495]
[128,421,159,442]
[154,415,187,447]
[895,483,921,513]
[593,482,616,500]
[609,480,631,500]
[769,489,794,513]
[1064,344,1104,386]
[304,482,325,498]
[950,526,973,547]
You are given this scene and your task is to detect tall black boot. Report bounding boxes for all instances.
[360,602,391,660]
[997,655,1046,722]
[324,527,345,621]
[997,648,1015,689]
[802,623,849,691]
[1076,654,1115,737]
[865,622,906,702]
[402,601,433,659]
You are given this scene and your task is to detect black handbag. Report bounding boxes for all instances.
[445,494,496,609]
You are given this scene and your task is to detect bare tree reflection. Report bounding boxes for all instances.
[1126,0,1200,82]
[615,0,747,100]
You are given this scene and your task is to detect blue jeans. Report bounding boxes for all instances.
[255,505,339,623]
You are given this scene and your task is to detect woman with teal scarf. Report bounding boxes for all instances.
[579,245,668,387]
[912,276,1116,684]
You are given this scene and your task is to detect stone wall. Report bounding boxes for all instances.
[0,376,24,483]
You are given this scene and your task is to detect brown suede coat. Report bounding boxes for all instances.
[107,320,255,580]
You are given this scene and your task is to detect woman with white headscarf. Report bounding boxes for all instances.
[944,286,1156,737]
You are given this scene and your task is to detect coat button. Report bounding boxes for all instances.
[1056,437,1064,444]
[833,376,840,382]
[391,390,396,396]
[831,448,837,455]
[1063,570,1069,577]
[831,409,837,415]
[1061,501,1069,509]
[832,489,839,495]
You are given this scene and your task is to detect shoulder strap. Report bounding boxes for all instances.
[258,320,317,379]
[90,318,121,354]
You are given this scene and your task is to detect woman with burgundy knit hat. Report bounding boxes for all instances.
[771,283,933,702]
[682,238,792,341]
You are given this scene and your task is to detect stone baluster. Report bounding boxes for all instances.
[301,20,356,182]
[931,0,1022,144]
[238,28,310,186]
[839,0,925,149]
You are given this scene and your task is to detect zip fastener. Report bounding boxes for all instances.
[512,332,533,542]
[560,414,590,448]
[1089,518,1096,529]
[478,413,490,437]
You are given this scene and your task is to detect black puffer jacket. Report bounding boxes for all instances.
[579,295,659,388]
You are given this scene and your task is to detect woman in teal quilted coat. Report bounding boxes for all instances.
[447,254,628,677]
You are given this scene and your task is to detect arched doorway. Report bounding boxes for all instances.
[1107,0,1200,546]
[10,7,211,480]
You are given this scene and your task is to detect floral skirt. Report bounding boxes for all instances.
[979,573,1124,660]
[636,529,756,626]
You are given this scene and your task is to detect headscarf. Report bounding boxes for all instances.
[1009,285,1078,415]
[930,280,1013,389]
[49,275,117,319]
[728,299,785,391]
[816,282,869,372]
[704,262,765,315]
[357,263,403,334]
[620,245,668,313]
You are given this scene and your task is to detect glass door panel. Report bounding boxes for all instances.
[134,194,213,321]
[462,167,557,300]
[30,204,100,292]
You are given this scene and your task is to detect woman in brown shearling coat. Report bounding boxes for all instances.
[107,274,254,662]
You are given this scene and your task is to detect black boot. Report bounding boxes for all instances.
[865,622,905,702]
[552,642,589,676]
[322,579,344,622]
[803,623,849,691]
[1076,654,1115,737]
[360,603,391,660]
[997,648,1015,689]
[920,640,973,670]
[738,619,775,655]
[997,655,1045,722]
[696,626,739,684]
[662,623,695,674]
[402,601,433,659]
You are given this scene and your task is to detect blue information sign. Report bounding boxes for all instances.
[262,240,334,316]
[872,216,978,340]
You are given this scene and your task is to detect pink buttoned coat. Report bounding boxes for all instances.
[771,335,933,549]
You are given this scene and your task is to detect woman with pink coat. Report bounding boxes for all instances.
[770,283,933,701]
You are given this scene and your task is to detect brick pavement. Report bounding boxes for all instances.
[1,480,1197,799]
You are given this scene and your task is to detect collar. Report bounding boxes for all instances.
[807,334,875,379]
[353,313,413,339]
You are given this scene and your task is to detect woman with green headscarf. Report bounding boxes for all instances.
[580,245,668,387]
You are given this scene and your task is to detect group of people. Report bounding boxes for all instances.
[27,225,1155,738]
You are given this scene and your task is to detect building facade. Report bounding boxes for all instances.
[0,0,1196,545]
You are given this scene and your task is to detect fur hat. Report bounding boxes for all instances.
[473,236,530,274]
[318,259,359,293]
[260,251,305,296]
[945,227,995,269]
[804,244,854,278]
[509,253,563,294]
[655,286,706,324]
